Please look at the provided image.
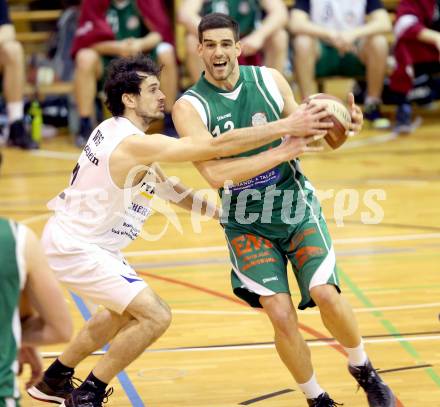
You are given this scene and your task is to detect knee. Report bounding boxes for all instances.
[143,301,172,337]
[365,34,389,56]
[270,308,299,339]
[0,40,24,64]
[75,48,99,71]
[293,35,315,57]
[157,48,176,68]
[265,29,288,52]
[310,285,340,312]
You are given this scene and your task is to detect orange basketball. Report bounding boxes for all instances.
[305,93,352,149]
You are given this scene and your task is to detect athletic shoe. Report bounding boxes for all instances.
[61,386,113,406]
[394,103,413,134]
[348,360,396,407]
[27,371,80,404]
[8,119,38,150]
[307,392,343,406]
[364,102,391,130]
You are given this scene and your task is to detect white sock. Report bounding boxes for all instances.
[344,342,368,367]
[298,373,325,399]
[365,96,381,106]
[7,101,24,123]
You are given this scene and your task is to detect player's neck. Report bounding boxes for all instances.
[205,65,240,91]
[122,112,150,133]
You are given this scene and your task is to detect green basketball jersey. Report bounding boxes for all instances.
[0,218,26,400]
[183,66,308,232]
[106,0,148,40]
[201,0,261,36]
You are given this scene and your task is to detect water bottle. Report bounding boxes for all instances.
[30,100,42,144]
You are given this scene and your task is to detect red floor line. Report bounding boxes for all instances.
[138,270,404,407]
[138,270,346,354]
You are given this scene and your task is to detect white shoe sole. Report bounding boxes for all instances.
[27,385,65,404]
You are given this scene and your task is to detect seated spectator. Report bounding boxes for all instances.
[178,0,288,85]
[390,0,440,133]
[289,0,392,129]
[71,0,178,146]
[0,217,72,405]
[0,0,38,149]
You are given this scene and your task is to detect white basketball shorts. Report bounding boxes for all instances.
[41,217,148,314]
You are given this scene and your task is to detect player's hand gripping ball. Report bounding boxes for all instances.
[304,93,352,149]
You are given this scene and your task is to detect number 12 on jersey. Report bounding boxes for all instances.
[212,120,234,137]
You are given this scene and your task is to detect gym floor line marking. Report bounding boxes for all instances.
[237,364,434,405]
[123,232,440,257]
[239,389,295,405]
[40,333,440,358]
[30,149,79,160]
[339,269,440,389]
[171,302,440,315]
[379,364,433,374]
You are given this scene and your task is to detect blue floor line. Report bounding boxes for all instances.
[70,292,145,406]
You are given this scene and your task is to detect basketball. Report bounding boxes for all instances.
[305,93,352,149]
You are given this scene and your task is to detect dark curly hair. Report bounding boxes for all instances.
[198,13,240,43]
[104,55,162,117]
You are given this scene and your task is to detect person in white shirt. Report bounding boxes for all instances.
[27,54,329,407]
[290,0,392,130]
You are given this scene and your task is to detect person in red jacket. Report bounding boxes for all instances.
[390,0,440,133]
[71,0,178,146]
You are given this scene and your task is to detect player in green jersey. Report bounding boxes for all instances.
[173,13,396,407]
[0,217,72,407]
[179,0,288,84]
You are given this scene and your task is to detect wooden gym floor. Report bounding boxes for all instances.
[1,95,439,406]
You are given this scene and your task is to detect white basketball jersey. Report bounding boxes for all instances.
[310,0,367,31]
[47,117,155,251]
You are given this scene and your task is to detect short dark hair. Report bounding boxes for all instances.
[104,54,161,116]
[198,13,240,43]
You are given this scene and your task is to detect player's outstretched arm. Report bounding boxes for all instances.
[151,164,220,218]
[116,101,328,168]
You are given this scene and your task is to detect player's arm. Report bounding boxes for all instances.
[134,32,163,53]
[256,0,288,41]
[349,9,392,39]
[91,40,131,57]
[152,164,220,219]
[178,0,204,36]
[117,100,328,168]
[289,8,336,42]
[173,95,325,188]
[269,67,363,136]
[240,0,288,54]
[20,227,73,346]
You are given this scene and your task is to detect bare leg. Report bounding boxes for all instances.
[157,48,178,113]
[264,29,288,74]
[358,35,389,100]
[74,48,103,117]
[293,35,319,98]
[310,285,361,347]
[260,293,314,383]
[0,40,24,103]
[91,287,171,383]
[59,308,130,368]
[185,34,204,84]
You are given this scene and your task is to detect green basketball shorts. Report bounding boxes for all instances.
[224,202,341,310]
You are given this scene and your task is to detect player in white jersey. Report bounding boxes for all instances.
[27,54,331,407]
